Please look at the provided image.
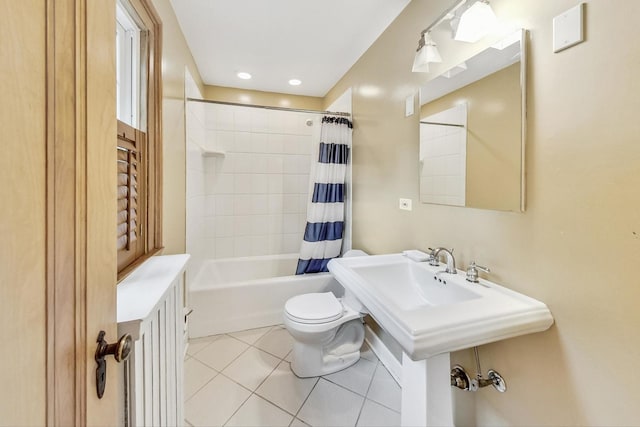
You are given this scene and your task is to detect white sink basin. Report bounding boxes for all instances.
[329,253,554,360]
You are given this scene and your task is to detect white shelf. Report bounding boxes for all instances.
[201,149,226,158]
[194,142,226,157]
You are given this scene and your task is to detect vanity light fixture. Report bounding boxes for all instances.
[454,0,498,43]
[237,71,252,80]
[411,0,498,73]
[412,31,442,73]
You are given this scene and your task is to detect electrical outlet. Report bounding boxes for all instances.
[399,198,412,211]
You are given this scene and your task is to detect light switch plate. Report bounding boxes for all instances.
[405,95,415,117]
[553,3,584,53]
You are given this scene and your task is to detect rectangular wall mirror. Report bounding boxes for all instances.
[419,29,526,212]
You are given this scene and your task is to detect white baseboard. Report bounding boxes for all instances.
[364,324,402,385]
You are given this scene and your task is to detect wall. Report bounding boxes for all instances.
[325,0,640,425]
[152,0,204,254]
[191,102,317,259]
[421,63,521,211]
[185,71,207,275]
[204,85,323,110]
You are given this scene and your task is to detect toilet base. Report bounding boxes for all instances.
[287,318,365,378]
[290,343,361,378]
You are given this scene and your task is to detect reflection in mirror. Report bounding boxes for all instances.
[419,29,525,212]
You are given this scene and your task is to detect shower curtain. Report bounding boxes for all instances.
[296,116,352,274]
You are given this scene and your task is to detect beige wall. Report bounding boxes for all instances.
[204,84,323,110]
[421,63,521,211]
[152,0,204,254]
[326,0,640,425]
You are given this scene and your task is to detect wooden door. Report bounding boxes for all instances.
[0,1,119,425]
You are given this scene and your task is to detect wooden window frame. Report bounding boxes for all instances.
[117,0,163,280]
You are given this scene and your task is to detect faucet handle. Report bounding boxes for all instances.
[427,247,439,266]
[466,262,490,283]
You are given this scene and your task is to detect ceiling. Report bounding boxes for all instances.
[169,0,410,97]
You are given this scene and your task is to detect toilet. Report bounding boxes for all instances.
[284,250,368,378]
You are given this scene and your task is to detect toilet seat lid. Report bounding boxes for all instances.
[285,292,344,324]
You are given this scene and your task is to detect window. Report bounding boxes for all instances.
[116,2,142,128]
[116,0,162,278]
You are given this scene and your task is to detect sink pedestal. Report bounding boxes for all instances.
[401,352,454,427]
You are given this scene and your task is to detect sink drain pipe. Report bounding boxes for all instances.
[450,346,507,392]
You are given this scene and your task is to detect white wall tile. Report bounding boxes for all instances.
[251,174,269,194]
[282,175,298,194]
[283,194,299,214]
[234,236,253,257]
[215,195,234,216]
[267,134,284,154]
[212,173,234,195]
[234,108,252,132]
[267,156,283,174]
[251,132,268,153]
[283,214,301,234]
[234,195,253,215]
[250,110,269,133]
[251,195,269,215]
[214,216,234,238]
[268,195,283,214]
[234,132,252,152]
[268,176,283,194]
[215,237,234,258]
[234,174,253,194]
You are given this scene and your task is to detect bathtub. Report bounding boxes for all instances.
[188,253,344,337]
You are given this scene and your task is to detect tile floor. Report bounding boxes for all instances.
[185,325,402,427]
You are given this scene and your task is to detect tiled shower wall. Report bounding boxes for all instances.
[187,100,318,260]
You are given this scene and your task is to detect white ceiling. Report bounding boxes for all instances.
[169,0,410,97]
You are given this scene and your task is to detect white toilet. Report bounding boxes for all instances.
[284,250,368,378]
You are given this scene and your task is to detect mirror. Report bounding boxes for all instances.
[419,29,526,212]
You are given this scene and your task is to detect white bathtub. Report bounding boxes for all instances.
[188,254,344,337]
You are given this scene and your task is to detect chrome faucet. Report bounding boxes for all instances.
[432,247,457,274]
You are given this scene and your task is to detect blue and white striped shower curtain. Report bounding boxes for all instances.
[296,116,352,274]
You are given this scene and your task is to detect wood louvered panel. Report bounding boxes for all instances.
[118,120,146,271]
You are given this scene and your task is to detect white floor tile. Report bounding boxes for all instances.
[254,327,294,359]
[284,350,292,362]
[256,361,318,415]
[225,394,294,427]
[187,335,220,356]
[222,347,280,391]
[185,374,251,427]
[356,399,400,427]
[366,364,401,412]
[297,378,364,427]
[193,335,249,371]
[323,358,377,396]
[229,326,273,345]
[360,342,379,364]
[184,357,217,400]
[289,418,310,427]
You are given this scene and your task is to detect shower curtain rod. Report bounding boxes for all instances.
[186,97,351,117]
[420,120,465,128]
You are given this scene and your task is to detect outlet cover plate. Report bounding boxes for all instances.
[399,198,412,211]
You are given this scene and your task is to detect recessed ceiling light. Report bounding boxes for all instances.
[288,79,302,86]
[237,72,252,80]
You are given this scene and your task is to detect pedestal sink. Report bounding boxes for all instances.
[328,253,554,426]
